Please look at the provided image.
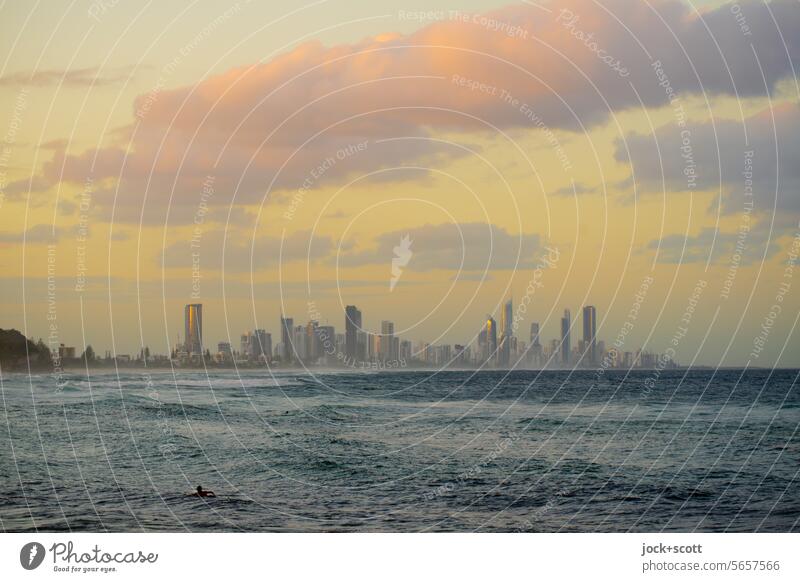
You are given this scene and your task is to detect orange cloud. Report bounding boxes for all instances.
[18,0,800,220]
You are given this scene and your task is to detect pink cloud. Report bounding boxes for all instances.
[23,0,800,221]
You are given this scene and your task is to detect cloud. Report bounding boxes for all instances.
[18,0,800,216]
[0,224,61,244]
[337,222,542,271]
[161,229,332,271]
[2,176,53,199]
[0,66,139,88]
[553,181,596,196]
[615,102,800,217]
[647,225,780,264]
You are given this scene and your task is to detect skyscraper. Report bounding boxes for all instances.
[485,315,498,365]
[380,320,394,361]
[317,325,335,364]
[530,322,540,346]
[561,309,571,365]
[530,322,542,366]
[499,297,513,367]
[345,305,362,361]
[240,332,252,358]
[281,316,294,363]
[184,304,203,356]
[583,305,597,364]
[254,329,271,362]
[306,320,320,362]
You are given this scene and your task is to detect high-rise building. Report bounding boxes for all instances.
[316,325,335,364]
[280,316,294,363]
[561,309,571,365]
[530,322,542,365]
[454,344,468,366]
[380,320,395,361]
[485,316,498,364]
[368,332,380,361]
[530,322,541,347]
[184,304,203,355]
[499,297,513,367]
[345,305,362,361]
[293,325,307,360]
[217,342,233,361]
[240,332,252,358]
[400,339,412,362]
[583,305,597,364]
[254,329,271,362]
[305,320,320,362]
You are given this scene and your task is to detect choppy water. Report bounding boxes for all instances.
[1,368,798,532]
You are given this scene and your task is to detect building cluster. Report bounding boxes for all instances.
[168,300,677,370]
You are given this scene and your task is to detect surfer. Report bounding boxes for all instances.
[189,485,216,498]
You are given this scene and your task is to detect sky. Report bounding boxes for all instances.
[0,0,798,366]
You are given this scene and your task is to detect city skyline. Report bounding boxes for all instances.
[30,298,676,372]
[1,0,799,369]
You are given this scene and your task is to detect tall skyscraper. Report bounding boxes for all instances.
[485,315,498,364]
[499,297,513,367]
[530,322,542,365]
[184,304,203,355]
[583,305,597,364]
[561,309,571,365]
[280,316,294,363]
[380,320,394,361]
[345,305,362,361]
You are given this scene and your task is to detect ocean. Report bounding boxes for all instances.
[1,368,798,532]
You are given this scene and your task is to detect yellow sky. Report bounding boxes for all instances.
[1,0,798,366]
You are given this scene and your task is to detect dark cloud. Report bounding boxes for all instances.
[337,222,542,271]
[615,102,800,219]
[0,66,139,88]
[552,181,596,196]
[0,224,61,243]
[647,225,780,264]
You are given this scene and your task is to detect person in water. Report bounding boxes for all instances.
[190,485,216,497]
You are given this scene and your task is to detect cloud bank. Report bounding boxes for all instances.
[12,0,800,220]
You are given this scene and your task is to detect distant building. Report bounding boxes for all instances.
[316,325,335,364]
[240,332,252,358]
[561,309,571,365]
[380,320,395,361]
[280,316,294,363]
[305,321,320,362]
[254,329,271,362]
[583,305,597,365]
[345,305,362,361]
[484,316,498,365]
[400,339,412,362]
[499,298,512,367]
[58,344,76,360]
[293,325,306,361]
[530,322,542,366]
[454,344,469,366]
[367,332,379,362]
[217,342,233,362]
[184,304,203,355]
